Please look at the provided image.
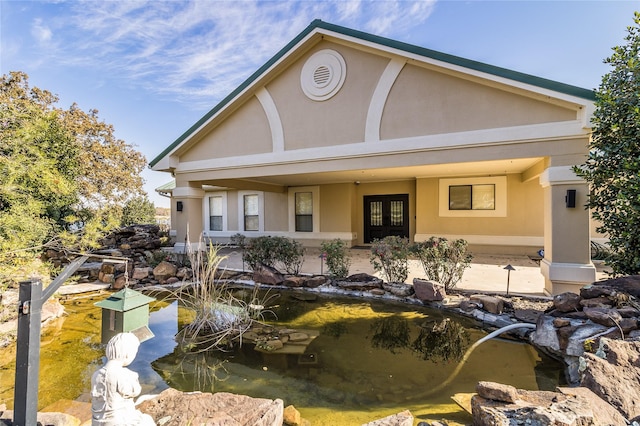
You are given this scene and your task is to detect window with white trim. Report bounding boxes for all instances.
[238,191,264,233]
[244,194,259,231]
[439,176,507,217]
[288,186,320,233]
[205,192,227,233]
[295,192,313,232]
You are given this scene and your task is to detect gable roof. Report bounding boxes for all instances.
[150,19,596,168]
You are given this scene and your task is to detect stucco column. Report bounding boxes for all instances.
[539,166,596,295]
[172,185,205,252]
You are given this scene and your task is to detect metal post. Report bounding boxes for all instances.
[12,255,89,426]
[14,279,42,426]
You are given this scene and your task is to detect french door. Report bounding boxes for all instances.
[363,194,409,243]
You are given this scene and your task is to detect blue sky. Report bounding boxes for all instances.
[1,0,637,208]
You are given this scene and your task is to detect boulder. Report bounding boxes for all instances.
[557,386,628,426]
[283,276,306,288]
[362,410,413,426]
[283,405,301,426]
[590,275,640,298]
[583,307,622,327]
[132,267,152,280]
[137,388,284,426]
[412,279,445,302]
[252,264,284,286]
[152,261,178,283]
[553,292,582,313]
[334,274,383,290]
[304,276,329,288]
[112,274,128,290]
[471,388,597,426]
[0,410,81,426]
[476,381,518,403]
[382,282,414,297]
[470,294,504,314]
[580,338,640,422]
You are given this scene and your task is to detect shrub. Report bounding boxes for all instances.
[320,239,351,278]
[369,236,410,283]
[244,236,305,275]
[411,237,472,290]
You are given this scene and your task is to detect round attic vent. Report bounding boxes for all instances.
[301,49,346,101]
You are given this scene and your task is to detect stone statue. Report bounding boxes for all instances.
[91,332,156,426]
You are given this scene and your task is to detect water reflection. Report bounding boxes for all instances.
[412,318,470,363]
[367,316,470,362]
[369,316,410,354]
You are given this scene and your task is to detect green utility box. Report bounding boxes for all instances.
[94,288,155,344]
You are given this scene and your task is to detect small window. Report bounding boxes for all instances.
[209,196,223,231]
[449,184,495,210]
[295,192,313,232]
[244,194,259,231]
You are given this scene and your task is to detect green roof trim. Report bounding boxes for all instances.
[149,19,596,168]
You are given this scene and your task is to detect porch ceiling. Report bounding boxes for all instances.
[200,157,543,190]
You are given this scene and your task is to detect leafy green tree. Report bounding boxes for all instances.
[574,13,640,276]
[0,71,148,282]
[121,196,156,226]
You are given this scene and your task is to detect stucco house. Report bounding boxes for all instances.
[150,20,599,295]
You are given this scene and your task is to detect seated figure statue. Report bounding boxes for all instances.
[91,332,156,426]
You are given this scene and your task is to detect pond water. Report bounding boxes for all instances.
[0,288,564,425]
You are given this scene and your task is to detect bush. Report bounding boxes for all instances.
[244,236,305,275]
[320,239,351,278]
[411,237,472,291]
[369,236,410,283]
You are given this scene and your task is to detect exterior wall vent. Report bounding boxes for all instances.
[301,49,346,101]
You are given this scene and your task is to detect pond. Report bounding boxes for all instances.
[0,288,564,425]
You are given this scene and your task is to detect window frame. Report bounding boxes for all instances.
[204,192,228,233]
[288,186,320,233]
[439,176,507,217]
[238,191,264,233]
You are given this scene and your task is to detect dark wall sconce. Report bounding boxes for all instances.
[565,189,576,208]
[176,201,183,212]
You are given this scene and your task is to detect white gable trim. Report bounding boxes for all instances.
[255,87,284,152]
[365,58,406,142]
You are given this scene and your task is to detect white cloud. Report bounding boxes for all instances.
[31,18,52,43]
[26,1,438,109]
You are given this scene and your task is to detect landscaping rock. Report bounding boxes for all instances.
[470,294,503,314]
[0,410,81,426]
[252,264,284,285]
[283,405,301,426]
[382,282,414,297]
[137,388,284,426]
[557,386,628,426]
[284,276,306,287]
[304,275,328,288]
[471,387,597,426]
[553,292,582,312]
[580,338,640,422]
[412,279,445,302]
[152,261,177,283]
[334,274,383,290]
[583,307,622,327]
[475,381,518,403]
[132,267,152,280]
[591,275,640,298]
[362,410,413,426]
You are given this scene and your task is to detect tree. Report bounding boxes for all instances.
[574,13,640,276]
[0,72,148,282]
[121,196,156,226]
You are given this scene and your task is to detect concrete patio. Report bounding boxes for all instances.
[217,247,611,297]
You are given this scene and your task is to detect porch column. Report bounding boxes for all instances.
[539,166,596,295]
[172,185,205,252]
